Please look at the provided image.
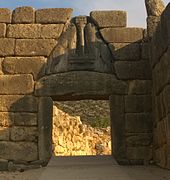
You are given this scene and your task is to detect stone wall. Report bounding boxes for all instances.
[150,3,170,169]
[52,104,111,156]
[0,6,154,170]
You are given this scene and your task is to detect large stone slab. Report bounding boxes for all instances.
[0,74,34,95]
[0,127,10,140]
[36,8,73,24]
[128,80,152,95]
[0,8,11,23]
[114,61,152,80]
[3,57,46,80]
[12,6,35,23]
[0,23,6,38]
[15,39,56,56]
[10,126,38,142]
[109,43,140,60]
[38,97,53,164]
[90,11,126,28]
[0,142,38,161]
[0,38,15,56]
[0,95,38,112]
[100,28,143,43]
[125,95,152,113]
[125,113,152,133]
[7,24,41,38]
[35,72,128,98]
[13,113,37,126]
[41,24,64,39]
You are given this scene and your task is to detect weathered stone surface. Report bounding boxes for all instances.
[0,127,10,140]
[109,43,140,60]
[127,146,152,160]
[163,85,170,114]
[0,8,11,23]
[147,16,160,38]
[90,11,126,28]
[38,97,53,162]
[0,95,38,112]
[0,23,6,37]
[0,38,15,56]
[12,6,35,23]
[142,43,150,59]
[36,8,73,24]
[126,113,152,133]
[0,112,13,126]
[41,24,64,39]
[125,95,152,113]
[11,126,38,141]
[128,80,152,95]
[0,58,3,75]
[115,61,152,80]
[126,133,152,146]
[110,95,126,160]
[100,28,143,43]
[3,57,47,80]
[0,75,34,95]
[0,159,8,171]
[14,113,37,126]
[0,142,38,161]
[145,0,165,16]
[7,24,41,38]
[35,72,128,98]
[15,39,56,56]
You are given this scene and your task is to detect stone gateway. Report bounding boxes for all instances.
[0,0,170,171]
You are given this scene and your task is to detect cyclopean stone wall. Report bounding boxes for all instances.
[150,3,170,169]
[0,6,153,171]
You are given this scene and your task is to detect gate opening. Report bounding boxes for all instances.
[52,100,112,156]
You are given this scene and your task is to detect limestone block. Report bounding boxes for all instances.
[142,42,150,59]
[127,146,152,160]
[0,112,13,126]
[15,39,56,56]
[114,61,152,80]
[0,142,38,161]
[0,8,11,23]
[0,95,38,112]
[11,126,38,141]
[0,23,6,38]
[128,80,152,95]
[14,113,37,126]
[0,38,15,56]
[7,24,41,38]
[109,43,140,60]
[0,58,3,75]
[38,97,53,162]
[35,72,128,97]
[126,133,152,146]
[0,127,9,140]
[125,113,152,133]
[12,6,35,23]
[125,95,152,113]
[90,11,126,28]
[3,57,46,80]
[36,8,73,24]
[0,74,34,95]
[100,28,143,43]
[41,24,64,39]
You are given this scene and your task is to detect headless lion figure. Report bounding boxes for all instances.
[145,0,165,16]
